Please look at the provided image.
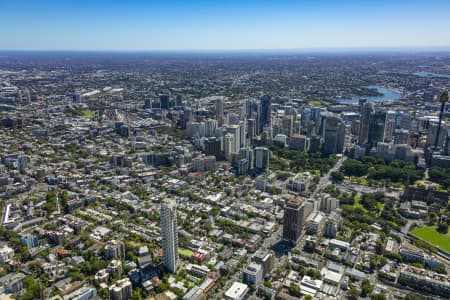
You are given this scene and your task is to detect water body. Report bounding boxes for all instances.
[413,71,450,79]
[336,85,401,104]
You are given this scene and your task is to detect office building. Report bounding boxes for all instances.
[144,98,152,109]
[227,124,241,154]
[0,245,14,264]
[225,282,249,300]
[203,156,216,171]
[227,112,240,125]
[281,115,294,137]
[160,94,170,109]
[19,233,39,249]
[252,249,275,275]
[243,262,263,285]
[224,133,235,162]
[255,147,270,170]
[260,95,272,133]
[384,111,396,142]
[320,194,339,214]
[239,120,246,148]
[215,97,224,117]
[358,100,373,145]
[283,198,308,244]
[204,119,217,137]
[324,211,342,238]
[368,110,386,146]
[204,137,221,159]
[289,134,310,151]
[161,199,179,273]
[322,113,345,155]
[247,118,256,140]
[66,286,97,300]
[175,95,183,106]
[107,260,123,278]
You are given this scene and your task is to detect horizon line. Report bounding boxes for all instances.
[1,45,450,54]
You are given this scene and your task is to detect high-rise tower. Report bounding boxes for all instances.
[161,199,179,273]
[282,198,308,244]
[358,101,373,145]
[260,95,272,133]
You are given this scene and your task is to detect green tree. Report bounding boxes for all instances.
[331,171,345,183]
[437,222,448,234]
[342,159,368,177]
[432,265,447,274]
[428,212,438,225]
[289,283,301,297]
[131,288,143,300]
[360,279,374,297]
[347,287,360,300]
[405,292,425,300]
[306,268,321,279]
[20,276,40,300]
[371,293,386,300]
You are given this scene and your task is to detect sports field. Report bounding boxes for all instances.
[411,226,450,252]
[178,248,194,258]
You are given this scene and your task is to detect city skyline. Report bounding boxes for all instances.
[1,0,450,51]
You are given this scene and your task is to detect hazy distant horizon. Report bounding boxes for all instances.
[1,45,450,54]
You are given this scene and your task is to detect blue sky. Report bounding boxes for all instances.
[1,0,450,51]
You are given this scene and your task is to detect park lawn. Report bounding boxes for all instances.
[178,248,194,258]
[82,109,95,118]
[308,100,332,107]
[411,226,450,252]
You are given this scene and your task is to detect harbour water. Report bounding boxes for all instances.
[412,71,450,79]
[336,85,401,104]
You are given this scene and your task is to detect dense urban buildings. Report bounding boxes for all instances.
[0,51,449,300]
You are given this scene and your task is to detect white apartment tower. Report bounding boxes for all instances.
[161,199,179,273]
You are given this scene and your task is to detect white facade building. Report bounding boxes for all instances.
[161,199,179,273]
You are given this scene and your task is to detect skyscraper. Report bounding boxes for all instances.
[239,120,246,148]
[204,137,222,159]
[223,133,235,162]
[204,119,217,137]
[358,101,373,145]
[227,124,241,154]
[322,113,345,155]
[282,198,307,244]
[215,97,224,117]
[368,111,386,146]
[144,98,152,109]
[227,112,240,125]
[175,95,183,107]
[247,119,256,141]
[160,94,170,109]
[260,95,272,133]
[255,147,270,170]
[244,99,261,135]
[161,199,179,273]
[383,111,396,142]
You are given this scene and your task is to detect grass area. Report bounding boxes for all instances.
[178,248,194,258]
[156,126,185,139]
[127,241,144,247]
[411,226,450,252]
[81,109,95,118]
[308,100,332,107]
